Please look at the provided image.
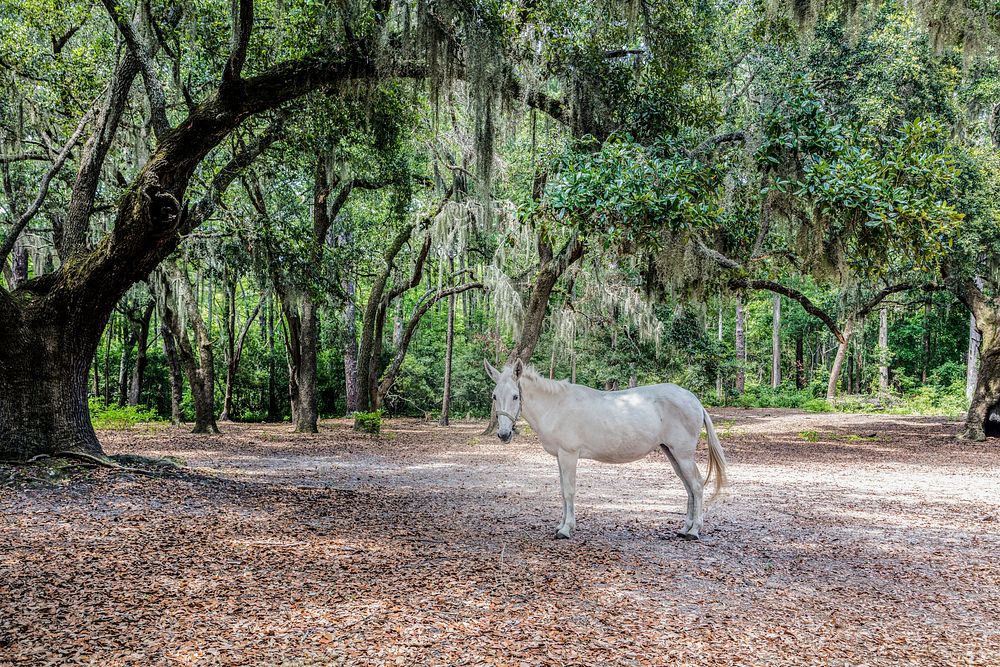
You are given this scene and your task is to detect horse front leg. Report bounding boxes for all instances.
[555,449,579,539]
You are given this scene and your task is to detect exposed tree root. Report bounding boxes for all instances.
[51,451,164,477]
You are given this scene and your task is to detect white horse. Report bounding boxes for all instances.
[486,359,728,540]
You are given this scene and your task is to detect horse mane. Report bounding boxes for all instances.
[518,364,570,395]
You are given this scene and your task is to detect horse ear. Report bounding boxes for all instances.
[513,358,524,379]
[484,359,500,382]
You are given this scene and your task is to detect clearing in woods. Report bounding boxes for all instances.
[1,409,998,666]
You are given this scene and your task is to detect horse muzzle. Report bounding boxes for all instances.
[498,431,513,443]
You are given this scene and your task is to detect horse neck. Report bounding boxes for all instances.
[519,372,564,429]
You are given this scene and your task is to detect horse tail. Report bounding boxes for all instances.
[702,408,729,500]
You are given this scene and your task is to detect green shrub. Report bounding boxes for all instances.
[802,398,833,413]
[353,409,384,434]
[89,398,162,429]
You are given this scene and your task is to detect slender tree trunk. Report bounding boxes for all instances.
[161,324,184,425]
[103,317,112,405]
[879,307,890,393]
[795,335,804,389]
[128,300,155,406]
[7,243,28,288]
[771,294,781,388]
[735,297,746,394]
[342,274,360,414]
[117,306,138,407]
[717,301,724,400]
[921,300,931,384]
[440,259,456,426]
[847,347,855,394]
[220,280,237,421]
[266,297,281,421]
[826,324,853,401]
[967,311,981,402]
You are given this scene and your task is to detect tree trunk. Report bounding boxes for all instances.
[735,297,746,394]
[279,291,319,432]
[921,300,931,384]
[795,335,805,389]
[128,300,155,406]
[967,310,981,402]
[879,307,890,393]
[826,325,853,401]
[220,280,237,421]
[0,314,105,460]
[266,297,281,421]
[717,301,724,400]
[440,263,456,426]
[116,308,137,407]
[342,275,360,414]
[161,324,184,425]
[771,294,781,388]
[963,314,1000,440]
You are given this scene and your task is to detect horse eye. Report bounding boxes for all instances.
[513,395,519,400]
[492,394,496,401]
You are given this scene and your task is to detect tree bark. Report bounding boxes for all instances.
[771,294,781,389]
[510,235,584,364]
[0,312,105,460]
[735,297,746,394]
[879,307,890,394]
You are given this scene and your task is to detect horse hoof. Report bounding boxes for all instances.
[554,531,571,540]
[677,531,699,541]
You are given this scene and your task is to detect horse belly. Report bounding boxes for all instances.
[576,415,662,463]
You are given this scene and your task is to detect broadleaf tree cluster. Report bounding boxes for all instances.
[1,0,1000,462]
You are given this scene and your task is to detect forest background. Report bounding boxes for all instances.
[2,0,999,456]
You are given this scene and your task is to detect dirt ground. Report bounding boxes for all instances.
[2,409,999,666]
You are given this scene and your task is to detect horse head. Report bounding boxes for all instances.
[485,358,523,443]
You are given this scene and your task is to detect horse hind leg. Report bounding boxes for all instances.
[660,444,696,538]
[675,453,705,539]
